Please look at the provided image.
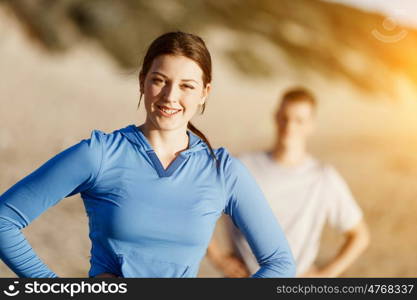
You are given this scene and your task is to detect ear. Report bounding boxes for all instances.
[274,107,281,122]
[201,82,211,105]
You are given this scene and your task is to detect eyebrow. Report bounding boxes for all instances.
[150,72,200,85]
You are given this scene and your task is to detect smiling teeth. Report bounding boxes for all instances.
[160,107,179,114]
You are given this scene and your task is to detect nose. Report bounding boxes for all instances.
[279,119,295,135]
[287,120,296,130]
[162,83,180,103]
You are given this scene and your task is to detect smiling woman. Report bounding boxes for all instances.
[137,32,217,169]
[139,54,210,169]
[0,31,296,278]
[143,55,207,125]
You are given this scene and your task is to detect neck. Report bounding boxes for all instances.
[139,120,189,156]
[270,139,309,167]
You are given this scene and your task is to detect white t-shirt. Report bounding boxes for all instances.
[229,151,363,275]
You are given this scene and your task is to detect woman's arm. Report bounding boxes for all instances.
[222,152,296,278]
[0,129,104,277]
[300,219,370,277]
[206,237,250,277]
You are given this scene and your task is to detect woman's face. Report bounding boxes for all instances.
[141,54,210,131]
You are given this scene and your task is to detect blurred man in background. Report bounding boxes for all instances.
[208,88,370,277]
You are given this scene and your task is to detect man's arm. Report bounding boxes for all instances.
[300,219,370,277]
[222,152,296,277]
[206,237,250,278]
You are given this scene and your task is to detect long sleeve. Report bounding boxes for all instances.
[0,129,104,278]
[222,152,296,278]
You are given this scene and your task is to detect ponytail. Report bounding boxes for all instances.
[187,122,219,169]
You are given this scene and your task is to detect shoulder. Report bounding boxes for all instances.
[320,162,343,180]
[213,146,231,160]
[83,125,128,149]
[211,147,239,174]
[213,147,240,167]
[212,147,234,169]
[78,126,130,177]
[212,147,254,180]
[69,129,104,156]
[75,126,131,167]
[302,155,334,176]
[319,162,352,193]
[85,128,106,144]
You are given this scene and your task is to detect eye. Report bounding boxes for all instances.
[181,84,195,90]
[152,78,164,85]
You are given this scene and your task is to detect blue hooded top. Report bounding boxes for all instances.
[0,124,295,278]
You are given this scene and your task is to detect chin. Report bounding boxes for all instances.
[152,118,187,131]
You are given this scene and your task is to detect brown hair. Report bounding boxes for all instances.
[280,87,317,110]
[137,31,218,167]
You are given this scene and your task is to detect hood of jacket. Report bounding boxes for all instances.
[119,124,208,155]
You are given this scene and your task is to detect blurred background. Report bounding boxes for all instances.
[0,0,416,277]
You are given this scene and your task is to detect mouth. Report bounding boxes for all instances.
[156,105,182,117]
